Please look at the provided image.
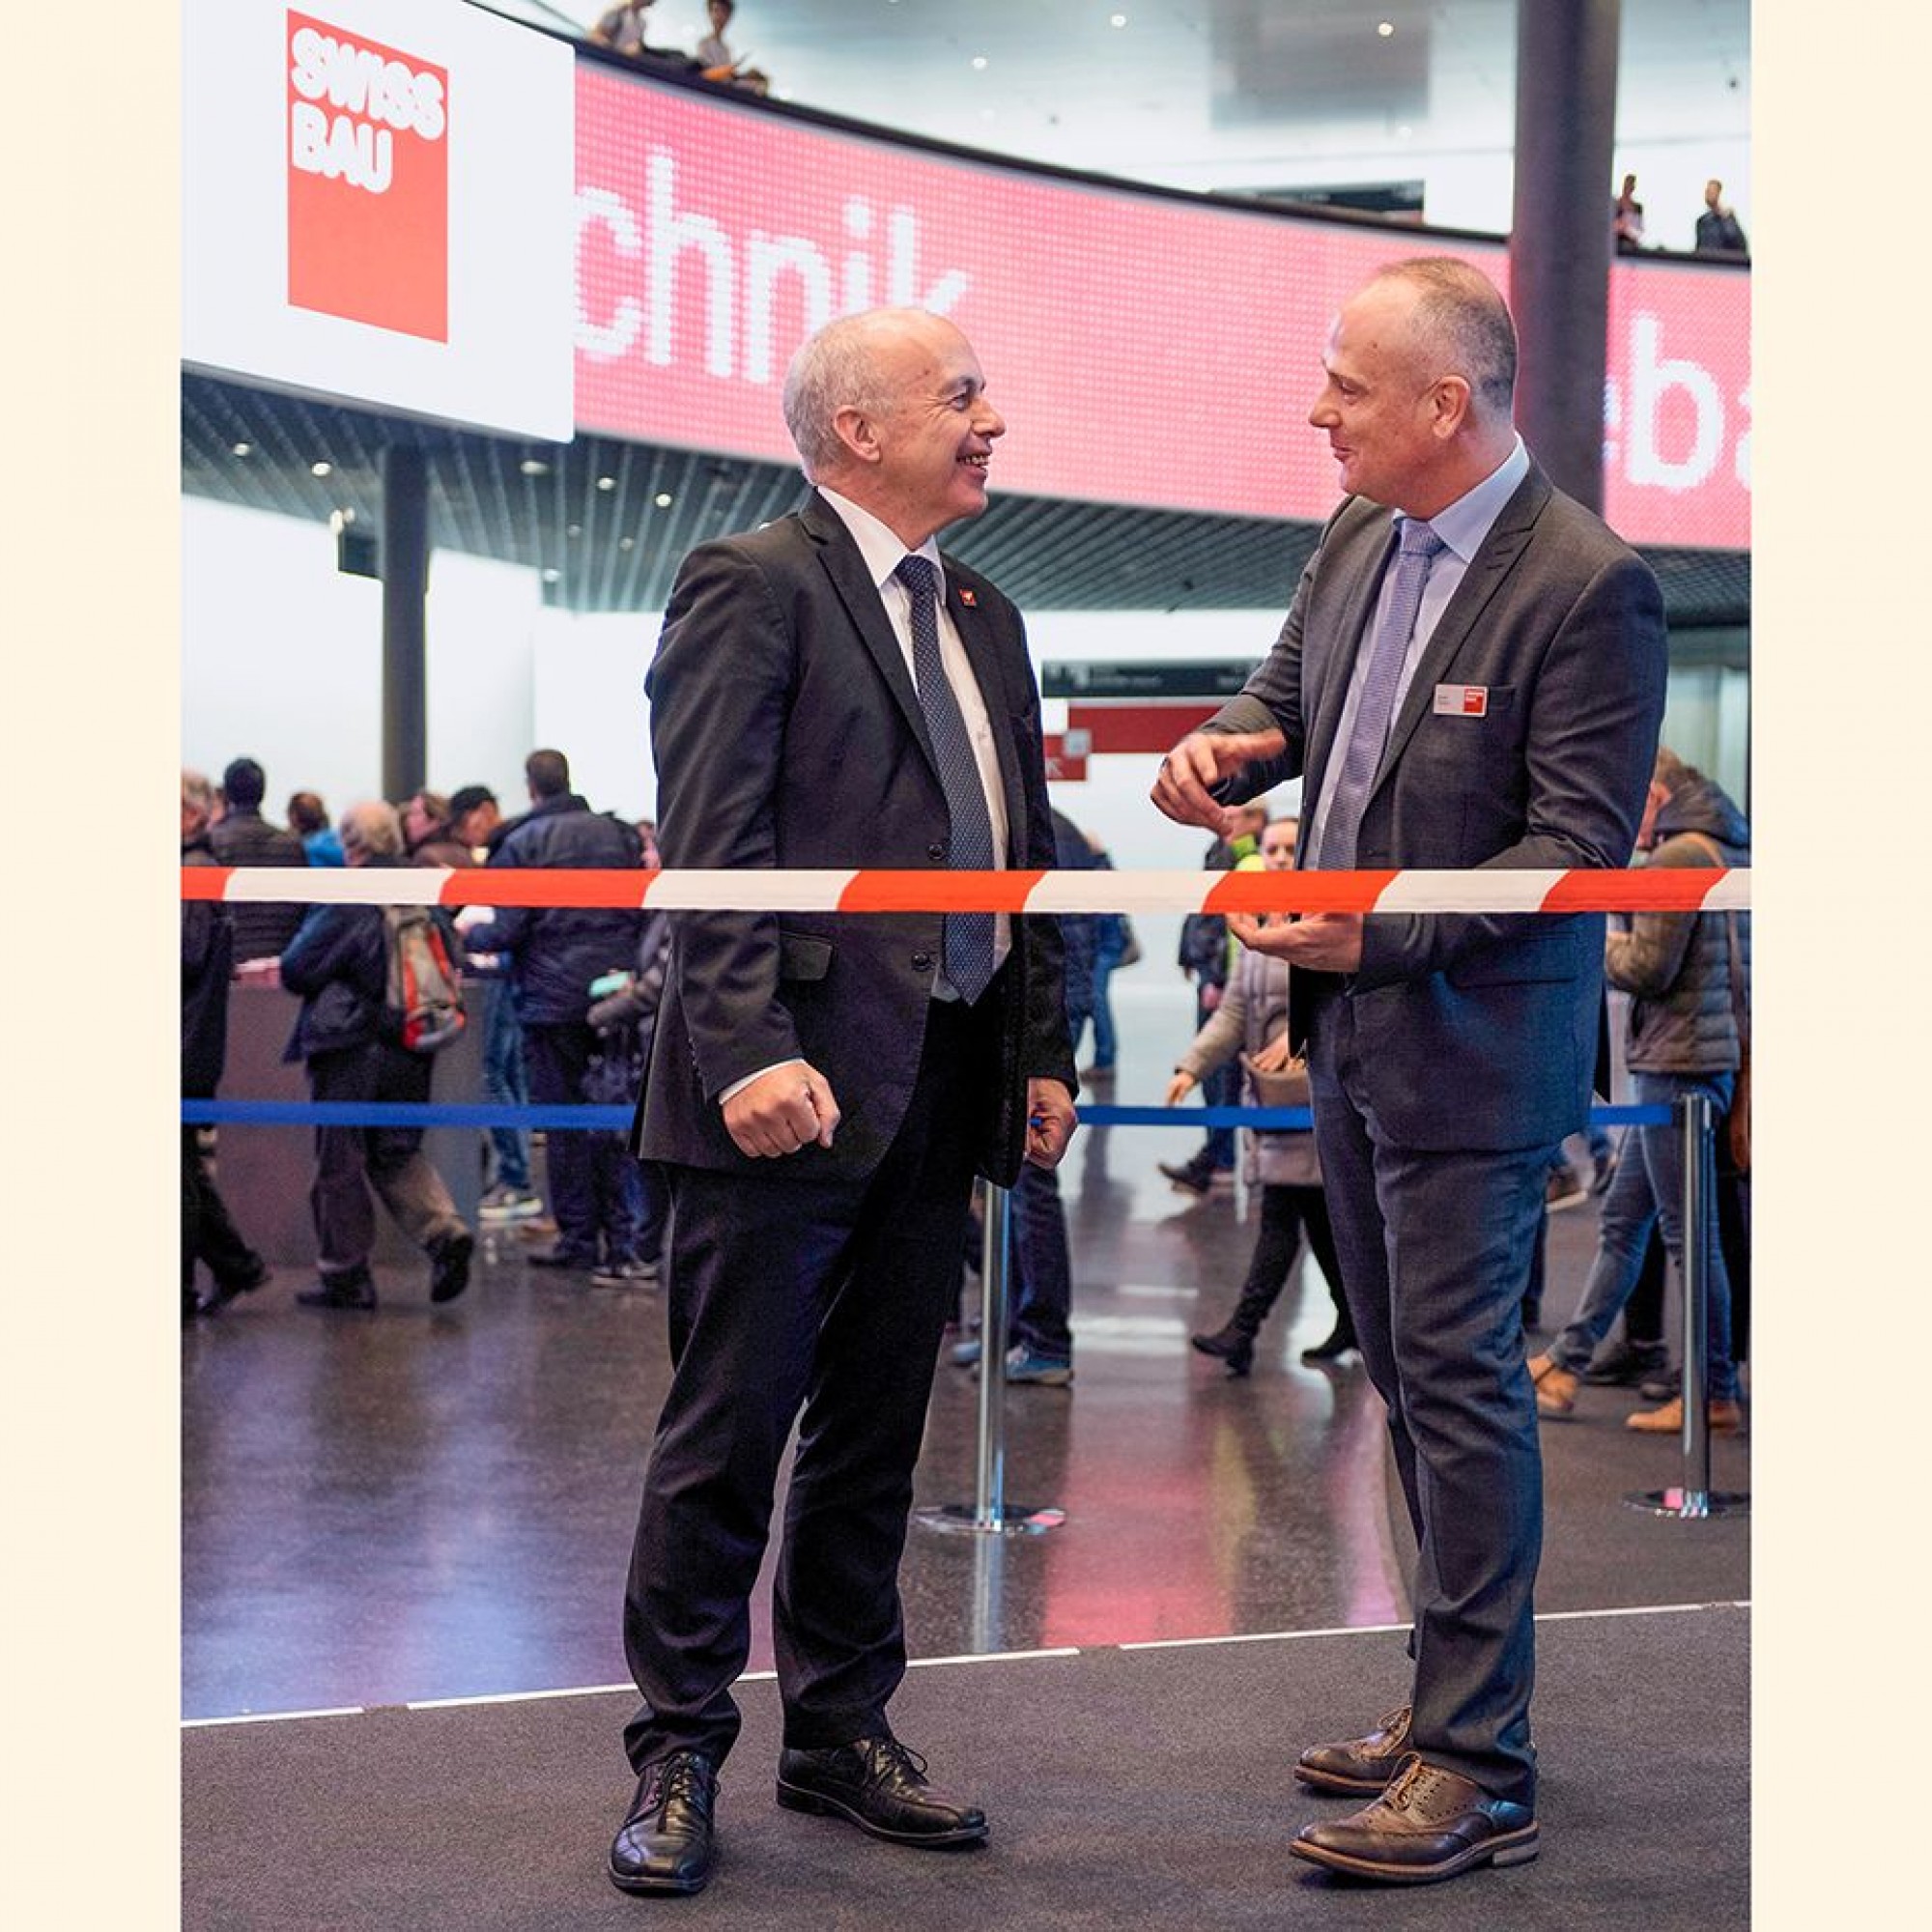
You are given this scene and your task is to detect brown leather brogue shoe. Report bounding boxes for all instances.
[1527,1353,1579,1419]
[608,1749,719,1895]
[1627,1394,1744,1435]
[1293,1705,1413,1794]
[777,1737,987,1846]
[1291,1753,1538,1885]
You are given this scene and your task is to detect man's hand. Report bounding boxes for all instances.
[1164,1068,1198,1107]
[1151,728,1286,833]
[1245,1034,1293,1075]
[1226,910,1364,974]
[1024,1079,1077,1170]
[722,1063,841,1158]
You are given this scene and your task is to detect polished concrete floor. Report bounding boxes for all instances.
[181,977,1749,1723]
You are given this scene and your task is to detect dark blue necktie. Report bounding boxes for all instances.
[895,554,997,1002]
[1314,519,1445,870]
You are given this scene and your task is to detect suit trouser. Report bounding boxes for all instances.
[307,1042,463,1273]
[621,991,998,1773]
[1307,992,1553,1809]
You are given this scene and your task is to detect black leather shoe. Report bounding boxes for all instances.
[1158,1158,1212,1198]
[1294,1705,1412,1793]
[1290,1753,1538,1884]
[1190,1323,1256,1377]
[1300,1325,1357,1363]
[297,1267,377,1313]
[428,1229,473,1304]
[609,1750,719,1896]
[201,1256,271,1313]
[777,1737,987,1846]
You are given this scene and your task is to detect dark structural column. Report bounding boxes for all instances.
[381,441,430,802]
[1510,0,1621,514]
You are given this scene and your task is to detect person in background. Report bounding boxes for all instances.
[208,756,307,963]
[608,307,1075,1899]
[182,768,271,1324]
[447,784,544,1226]
[466,750,646,1282]
[1175,816,1353,1375]
[1611,173,1645,253]
[278,802,475,1314]
[1528,747,1750,1434]
[287,791,344,867]
[401,790,474,870]
[952,806,1094,1387]
[1159,801,1267,1197]
[1693,178,1748,255]
[1078,829,1133,1084]
[1153,256,1666,1885]
[590,0,700,71]
[695,0,771,93]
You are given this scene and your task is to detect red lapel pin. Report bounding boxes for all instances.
[957,587,978,608]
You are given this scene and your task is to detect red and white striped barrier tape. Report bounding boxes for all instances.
[182,867,1749,916]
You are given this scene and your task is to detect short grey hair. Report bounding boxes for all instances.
[182,768,215,821]
[781,311,904,481]
[1374,257,1518,416]
[338,799,404,859]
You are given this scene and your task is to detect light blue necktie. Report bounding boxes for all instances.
[895,554,997,1002]
[1314,519,1445,870]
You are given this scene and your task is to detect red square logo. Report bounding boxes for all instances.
[287,12,449,342]
[1461,687,1488,716]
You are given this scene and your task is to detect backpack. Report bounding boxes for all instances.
[382,904,467,1053]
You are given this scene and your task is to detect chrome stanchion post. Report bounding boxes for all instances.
[1626,1090,1747,1518]
[916,1178,1065,1542]
[972,1180,1012,1528]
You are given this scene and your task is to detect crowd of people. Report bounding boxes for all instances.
[1610,170,1749,257]
[182,276,1749,1901]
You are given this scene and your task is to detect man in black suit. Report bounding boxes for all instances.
[1154,258,1666,1886]
[609,307,1078,1898]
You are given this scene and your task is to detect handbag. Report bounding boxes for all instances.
[1241,1051,1311,1110]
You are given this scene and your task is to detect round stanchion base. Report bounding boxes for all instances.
[913,1503,1065,1538]
[1622,1487,1750,1520]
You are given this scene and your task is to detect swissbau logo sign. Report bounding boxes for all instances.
[286,11,450,342]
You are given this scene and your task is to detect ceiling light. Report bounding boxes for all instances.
[310,461,332,476]
[1111,13,1128,26]
[230,441,252,457]
[596,475,617,492]
[618,536,636,551]
[1378,21,1395,37]
[971,56,988,71]
[541,567,561,582]
[654,492,674,508]
[520,458,551,477]
[566,524,582,538]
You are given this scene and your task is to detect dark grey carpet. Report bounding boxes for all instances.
[184,1605,1747,1930]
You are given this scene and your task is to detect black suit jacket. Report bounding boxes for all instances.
[635,491,1073,1184]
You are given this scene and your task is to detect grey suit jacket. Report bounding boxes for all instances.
[635,491,1074,1183]
[1208,464,1667,1151]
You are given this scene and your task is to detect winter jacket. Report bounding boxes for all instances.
[464,794,643,1025]
[182,835,233,1098]
[208,808,308,961]
[1607,772,1750,1075]
[1174,934,1321,1188]
[278,858,462,1063]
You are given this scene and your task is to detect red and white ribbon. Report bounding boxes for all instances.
[182,867,1749,916]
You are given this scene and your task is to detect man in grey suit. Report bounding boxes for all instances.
[1153,257,1666,1885]
[609,308,1078,1898]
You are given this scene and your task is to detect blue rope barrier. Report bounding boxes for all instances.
[182,1099,1675,1131]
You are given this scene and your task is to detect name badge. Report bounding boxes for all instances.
[1433,683,1489,717]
